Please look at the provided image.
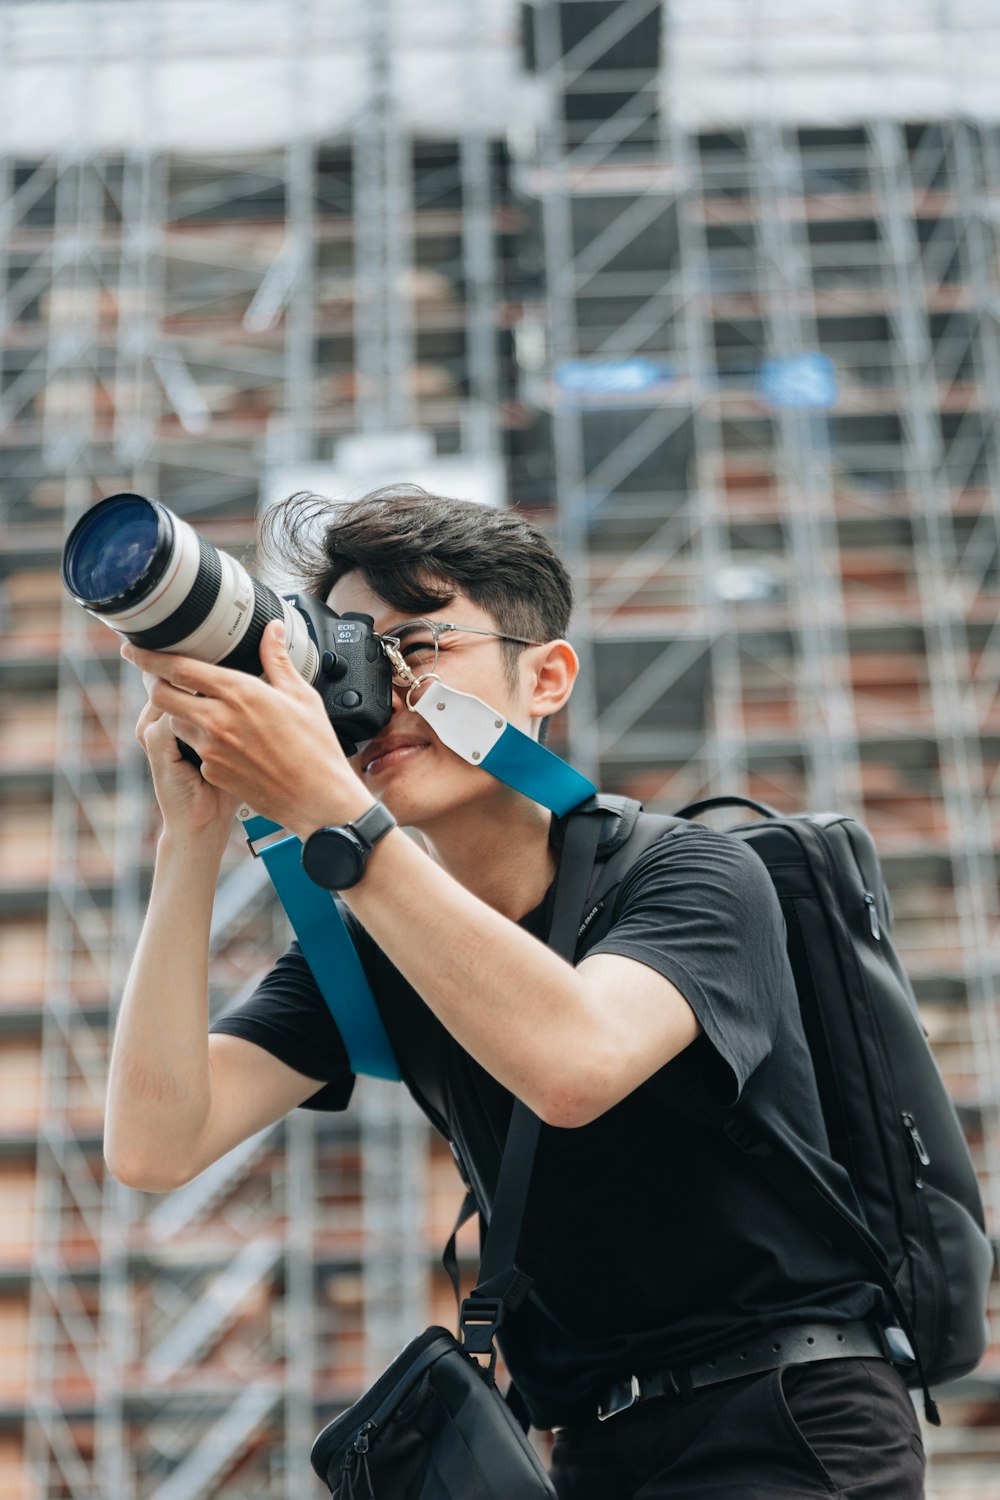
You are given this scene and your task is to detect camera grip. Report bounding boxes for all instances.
[177,736,203,771]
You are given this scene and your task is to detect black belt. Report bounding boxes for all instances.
[595,1319,887,1421]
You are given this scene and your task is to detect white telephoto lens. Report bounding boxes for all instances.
[63,493,319,685]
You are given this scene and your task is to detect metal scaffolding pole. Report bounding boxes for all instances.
[668,118,748,804]
[352,0,415,437]
[751,117,864,814]
[531,0,692,789]
[25,108,114,1492]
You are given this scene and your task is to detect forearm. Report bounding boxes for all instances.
[340,830,599,1123]
[104,828,229,1188]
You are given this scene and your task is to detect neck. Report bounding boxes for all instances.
[416,789,557,922]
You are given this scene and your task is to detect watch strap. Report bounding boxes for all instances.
[348,800,397,851]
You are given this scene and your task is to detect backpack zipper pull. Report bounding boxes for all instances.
[902,1111,930,1187]
[863,891,881,940]
[341,1422,376,1500]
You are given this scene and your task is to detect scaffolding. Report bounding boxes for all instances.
[1,1,999,1497]
[520,1,1000,1491]
[0,3,515,1497]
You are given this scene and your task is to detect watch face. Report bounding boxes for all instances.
[303,828,365,890]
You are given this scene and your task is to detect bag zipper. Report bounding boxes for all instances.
[902,1110,931,1187]
[835,818,884,942]
[816,821,935,1266]
[863,890,881,941]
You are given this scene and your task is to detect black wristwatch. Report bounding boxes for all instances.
[300,802,398,890]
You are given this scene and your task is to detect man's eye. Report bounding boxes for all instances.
[401,641,435,660]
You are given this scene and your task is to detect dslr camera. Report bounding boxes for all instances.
[61,493,394,755]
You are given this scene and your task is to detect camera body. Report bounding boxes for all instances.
[61,493,395,755]
[290,592,393,753]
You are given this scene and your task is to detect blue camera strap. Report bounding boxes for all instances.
[240,694,597,1079]
[409,682,596,816]
[241,812,401,1081]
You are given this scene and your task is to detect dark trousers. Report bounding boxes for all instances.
[549,1357,926,1499]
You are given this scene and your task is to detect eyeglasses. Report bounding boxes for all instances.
[379,618,544,692]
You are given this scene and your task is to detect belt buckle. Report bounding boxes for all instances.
[597,1373,640,1422]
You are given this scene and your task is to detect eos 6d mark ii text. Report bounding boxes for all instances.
[61,493,394,755]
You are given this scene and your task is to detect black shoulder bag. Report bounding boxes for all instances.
[310,808,603,1499]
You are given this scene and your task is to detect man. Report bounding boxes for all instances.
[105,486,925,1498]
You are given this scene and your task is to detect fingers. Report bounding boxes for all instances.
[124,643,247,730]
[259,619,289,678]
[121,624,306,700]
[259,619,310,694]
[121,642,230,697]
[136,704,180,761]
[144,676,202,716]
[121,622,338,821]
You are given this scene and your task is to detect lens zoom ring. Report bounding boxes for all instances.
[216,579,284,675]
[126,532,223,650]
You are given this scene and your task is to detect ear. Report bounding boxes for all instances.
[526,638,578,725]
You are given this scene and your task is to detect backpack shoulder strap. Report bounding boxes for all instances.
[565,799,690,949]
[460,806,605,1363]
[591,804,688,902]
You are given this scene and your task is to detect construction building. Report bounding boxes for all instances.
[0,1,998,1496]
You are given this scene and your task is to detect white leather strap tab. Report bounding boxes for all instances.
[412,681,508,766]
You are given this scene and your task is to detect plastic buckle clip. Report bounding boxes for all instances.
[241,811,288,861]
[597,1374,640,1422]
[881,1325,917,1367]
[459,1296,503,1357]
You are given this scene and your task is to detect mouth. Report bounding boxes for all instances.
[363,742,432,777]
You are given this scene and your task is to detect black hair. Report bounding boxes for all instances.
[259,484,575,693]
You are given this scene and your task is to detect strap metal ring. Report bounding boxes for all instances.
[405,672,443,712]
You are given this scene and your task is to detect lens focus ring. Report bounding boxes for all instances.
[216,579,285,675]
[125,531,223,651]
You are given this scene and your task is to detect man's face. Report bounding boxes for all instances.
[327,572,542,829]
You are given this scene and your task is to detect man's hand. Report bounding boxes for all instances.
[122,620,371,837]
[134,692,241,844]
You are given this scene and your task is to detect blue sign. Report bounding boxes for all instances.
[758,354,838,411]
[554,358,675,401]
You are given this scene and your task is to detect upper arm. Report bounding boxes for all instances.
[562,951,702,1124]
[552,829,787,1127]
[182,1033,328,1181]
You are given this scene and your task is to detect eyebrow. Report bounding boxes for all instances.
[384,620,426,636]
[384,618,454,635]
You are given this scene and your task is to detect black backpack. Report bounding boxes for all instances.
[580,793,994,1420]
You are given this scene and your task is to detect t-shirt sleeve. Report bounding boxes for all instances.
[582,825,788,1103]
[209,936,357,1112]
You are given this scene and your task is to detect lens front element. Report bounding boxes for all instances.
[63,495,167,608]
[61,492,320,687]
